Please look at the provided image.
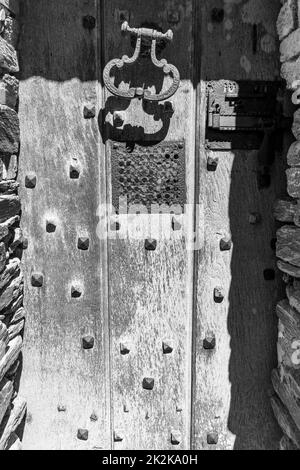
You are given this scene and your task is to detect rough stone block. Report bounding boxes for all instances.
[272,368,300,431]
[0,155,18,181]
[0,75,18,109]
[0,196,20,224]
[0,35,18,72]
[280,28,300,62]
[271,393,300,448]
[278,259,300,277]
[0,1,19,16]
[287,141,300,166]
[277,0,298,41]
[281,57,300,89]
[0,258,20,292]
[274,199,297,222]
[292,109,300,140]
[0,379,13,424]
[0,335,22,384]
[287,168,300,198]
[277,225,300,266]
[0,273,23,312]
[0,105,19,154]
[0,396,26,450]
[2,16,19,48]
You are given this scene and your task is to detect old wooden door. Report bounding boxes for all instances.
[18,0,283,450]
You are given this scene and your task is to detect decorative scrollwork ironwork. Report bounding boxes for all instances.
[103,22,180,102]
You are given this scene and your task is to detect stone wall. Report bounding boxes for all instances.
[0,0,26,451]
[272,0,300,451]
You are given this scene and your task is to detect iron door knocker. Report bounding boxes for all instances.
[103,21,180,102]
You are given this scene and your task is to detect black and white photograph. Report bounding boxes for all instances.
[0,0,299,454]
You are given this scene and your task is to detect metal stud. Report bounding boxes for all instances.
[172,217,182,231]
[82,336,95,350]
[162,342,173,355]
[46,221,56,233]
[143,377,155,390]
[145,239,157,251]
[249,212,261,225]
[220,237,232,251]
[114,431,124,443]
[207,432,219,445]
[71,285,82,298]
[82,15,96,30]
[31,273,44,288]
[70,165,80,180]
[25,173,37,189]
[171,431,181,445]
[214,287,224,304]
[207,156,219,172]
[78,237,90,251]
[203,334,216,350]
[123,404,129,413]
[167,10,180,24]
[57,405,66,413]
[90,413,98,422]
[120,343,130,355]
[77,429,89,441]
[211,7,224,23]
[83,105,96,119]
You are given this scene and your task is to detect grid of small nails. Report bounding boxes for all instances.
[111,141,186,212]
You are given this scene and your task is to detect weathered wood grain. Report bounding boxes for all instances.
[105,0,195,451]
[200,0,280,81]
[18,0,110,450]
[193,0,282,451]
[17,0,284,451]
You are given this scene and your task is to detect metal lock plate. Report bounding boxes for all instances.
[206,80,282,150]
[111,141,186,212]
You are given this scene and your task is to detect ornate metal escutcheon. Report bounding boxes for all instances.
[103,22,181,101]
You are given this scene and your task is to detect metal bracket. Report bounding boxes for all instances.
[205,80,284,150]
[103,22,180,102]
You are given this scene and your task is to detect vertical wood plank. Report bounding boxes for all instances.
[103,0,195,450]
[192,0,283,450]
[18,0,110,450]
